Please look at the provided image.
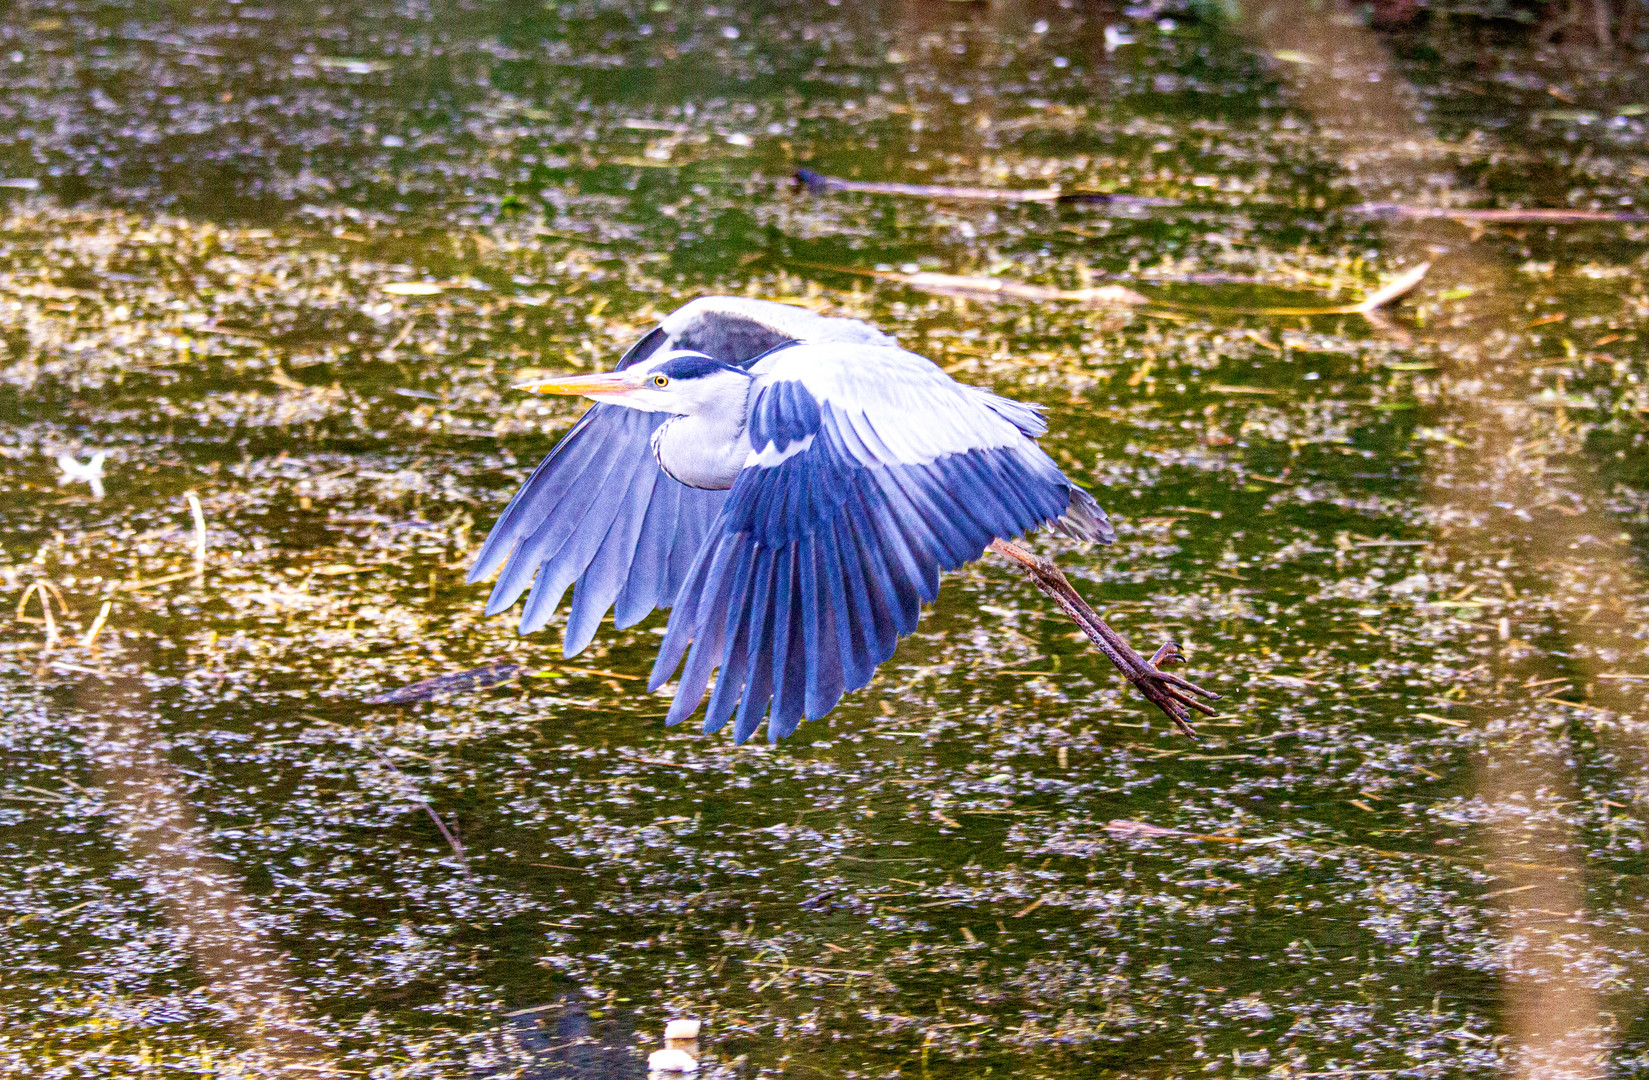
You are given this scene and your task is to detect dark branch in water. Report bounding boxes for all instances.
[364,660,524,704]
[988,539,1218,738]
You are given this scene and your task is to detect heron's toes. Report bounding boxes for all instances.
[1149,641,1185,668]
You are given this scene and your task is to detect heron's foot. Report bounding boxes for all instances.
[1118,640,1220,739]
[986,538,1219,738]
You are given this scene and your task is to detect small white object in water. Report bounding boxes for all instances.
[648,1048,698,1073]
[664,1018,701,1040]
[1104,24,1134,51]
[56,452,106,499]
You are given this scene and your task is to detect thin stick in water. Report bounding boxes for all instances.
[81,599,112,649]
[186,493,207,566]
[370,747,472,878]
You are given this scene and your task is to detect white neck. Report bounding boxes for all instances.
[651,407,752,490]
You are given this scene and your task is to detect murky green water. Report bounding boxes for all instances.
[2,1,1648,1077]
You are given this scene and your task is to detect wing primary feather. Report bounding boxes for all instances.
[468,406,610,586]
[798,533,824,715]
[799,535,846,720]
[563,465,660,656]
[766,545,800,736]
[648,529,721,692]
[941,453,1017,537]
[481,424,626,616]
[665,488,719,601]
[823,515,873,691]
[868,470,944,602]
[663,537,744,727]
[836,507,894,675]
[806,534,849,716]
[703,540,757,734]
[770,563,812,742]
[514,449,649,634]
[1002,452,1065,528]
[881,463,979,570]
[848,484,924,632]
[733,549,779,744]
[612,476,681,627]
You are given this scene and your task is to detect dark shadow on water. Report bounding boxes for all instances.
[481,996,643,1080]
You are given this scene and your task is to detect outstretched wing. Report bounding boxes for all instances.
[468,297,895,656]
[649,342,1111,743]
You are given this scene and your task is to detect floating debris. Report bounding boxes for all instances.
[790,260,1426,318]
[55,452,105,499]
[647,1048,699,1073]
[1106,819,1246,843]
[304,56,392,74]
[664,1019,702,1040]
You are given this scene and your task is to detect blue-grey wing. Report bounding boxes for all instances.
[648,342,1110,743]
[467,325,724,656]
[469,299,897,657]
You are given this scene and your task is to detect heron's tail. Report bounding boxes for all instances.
[1054,485,1115,544]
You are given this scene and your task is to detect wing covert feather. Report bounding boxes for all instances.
[653,342,1112,742]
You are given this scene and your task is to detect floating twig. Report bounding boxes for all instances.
[118,569,200,593]
[790,260,1427,320]
[1105,819,1245,843]
[364,660,526,704]
[379,315,418,358]
[793,169,1180,210]
[1349,203,1649,224]
[186,492,208,568]
[1181,261,1430,318]
[16,580,70,654]
[80,599,112,649]
[988,539,1217,736]
[787,261,1148,306]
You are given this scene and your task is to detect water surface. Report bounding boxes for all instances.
[2,2,1648,1077]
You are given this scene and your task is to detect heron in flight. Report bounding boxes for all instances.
[470,298,1216,742]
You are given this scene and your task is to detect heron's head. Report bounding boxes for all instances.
[513,350,752,416]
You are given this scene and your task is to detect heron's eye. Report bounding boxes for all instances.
[652,374,669,388]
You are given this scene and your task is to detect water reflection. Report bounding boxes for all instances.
[74,671,325,1070]
[1238,1,1642,1073]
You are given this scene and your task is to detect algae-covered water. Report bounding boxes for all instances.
[2,1,1648,1077]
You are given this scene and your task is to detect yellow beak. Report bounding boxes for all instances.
[511,371,633,398]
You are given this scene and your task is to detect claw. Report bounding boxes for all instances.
[1149,642,1183,667]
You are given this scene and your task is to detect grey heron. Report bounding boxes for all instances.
[469,297,1216,742]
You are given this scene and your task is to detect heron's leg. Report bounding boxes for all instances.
[987,539,1218,738]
